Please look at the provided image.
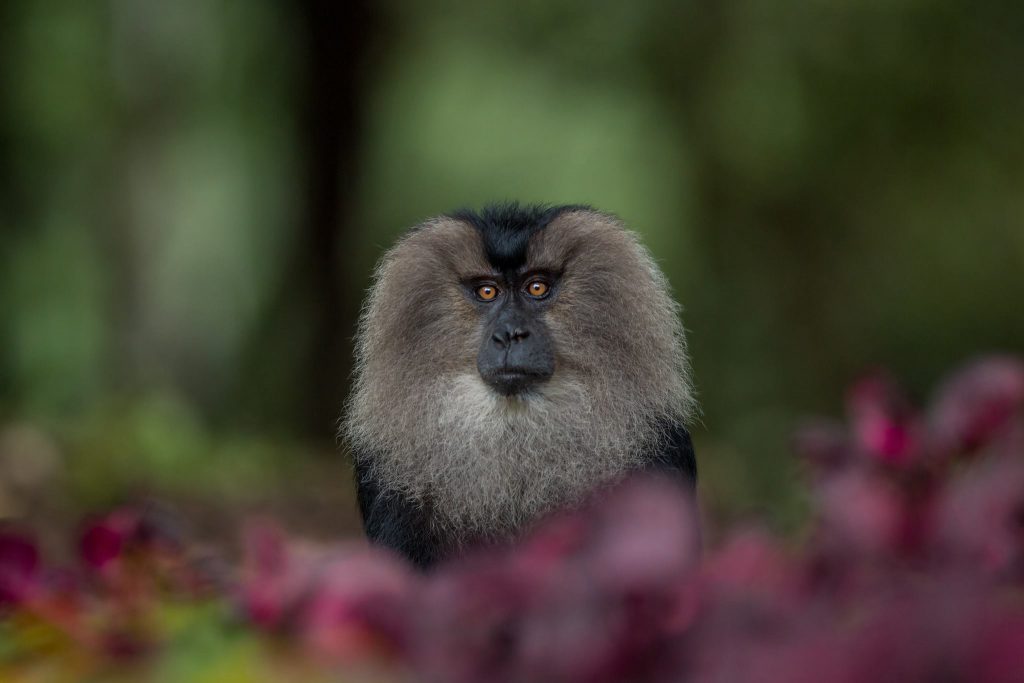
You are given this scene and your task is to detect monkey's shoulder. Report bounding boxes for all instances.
[642,420,697,487]
[352,456,446,568]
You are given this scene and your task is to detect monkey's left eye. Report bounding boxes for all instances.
[525,280,550,298]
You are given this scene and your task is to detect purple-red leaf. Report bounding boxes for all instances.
[847,373,921,466]
[0,531,39,605]
[929,356,1024,455]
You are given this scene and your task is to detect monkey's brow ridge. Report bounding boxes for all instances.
[447,201,590,271]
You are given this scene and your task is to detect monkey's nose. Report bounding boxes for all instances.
[478,317,554,396]
[491,327,530,350]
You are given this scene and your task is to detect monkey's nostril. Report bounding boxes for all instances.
[491,332,508,349]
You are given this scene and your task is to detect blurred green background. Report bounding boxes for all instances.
[1,0,1022,547]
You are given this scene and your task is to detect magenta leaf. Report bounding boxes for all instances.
[0,530,40,605]
[846,373,921,466]
[929,356,1024,455]
[933,456,1024,578]
[300,549,415,661]
[80,523,125,571]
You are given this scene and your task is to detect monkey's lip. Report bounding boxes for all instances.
[482,368,552,396]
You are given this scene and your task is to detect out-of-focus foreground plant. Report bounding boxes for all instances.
[2,356,1024,682]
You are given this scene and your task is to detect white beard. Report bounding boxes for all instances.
[347,372,670,538]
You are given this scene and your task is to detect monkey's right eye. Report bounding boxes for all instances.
[475,284,500,301]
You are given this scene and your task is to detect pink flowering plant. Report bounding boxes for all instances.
[2,356,1024,682]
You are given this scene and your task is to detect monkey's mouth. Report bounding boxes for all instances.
[481,367,552,397]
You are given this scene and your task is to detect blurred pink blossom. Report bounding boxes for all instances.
[929,356,1024,456]
[847,373,921,466]
[0,530,39,605]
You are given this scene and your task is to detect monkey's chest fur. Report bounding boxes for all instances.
[351,378,696,568]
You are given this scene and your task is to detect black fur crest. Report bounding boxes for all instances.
[448,202,591,271]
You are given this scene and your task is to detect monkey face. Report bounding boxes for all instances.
[470,270,557,396]
[353,205,692,410]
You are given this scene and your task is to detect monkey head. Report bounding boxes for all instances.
[345,204,695,536]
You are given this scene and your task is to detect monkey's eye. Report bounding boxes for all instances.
[475,284,500,301]
[525,280,550,299]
